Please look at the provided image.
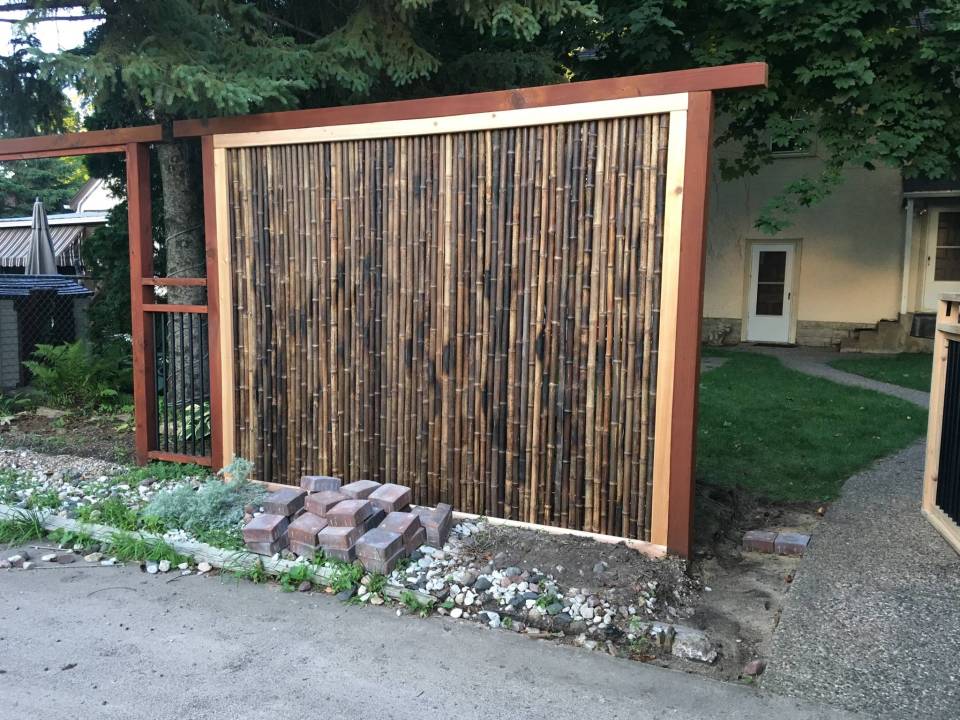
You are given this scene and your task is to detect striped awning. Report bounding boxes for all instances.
[0,223,86,269]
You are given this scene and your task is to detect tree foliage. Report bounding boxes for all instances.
[560,0,960,230]
[0,155,86,217]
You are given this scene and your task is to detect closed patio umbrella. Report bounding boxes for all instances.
[25,197,58,275]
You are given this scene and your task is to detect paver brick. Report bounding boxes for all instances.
[317,525,362,551]
[288,540,320,560]
[304,490,348,517]
[774,532,811,556]
[245,536,288,556]
[356,528,403,562]
[262,487,307,517]
[300,475,342,493]
[359,547,404,574]
[379,511,422,547]
[242,513,288,543]
[368,483,412,513]
[406,526,426,555]
[743,530,778,554]
[340,479,382,499]
[326,499,376,527]
[361,507,385,533]
[414,503,453,547]
[288,512,328,547]
[322,546,357,563]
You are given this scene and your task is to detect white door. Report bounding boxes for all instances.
[922,208,960,311]
[746,243,795,343]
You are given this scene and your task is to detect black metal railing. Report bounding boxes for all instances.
[936,339,960,524]
[152,310,211,458]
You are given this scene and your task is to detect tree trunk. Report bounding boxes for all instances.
[156,140,209,451]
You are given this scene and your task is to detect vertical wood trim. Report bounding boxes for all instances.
[202,136,223,468]
[923,299,953,513]
[652,92,714,556]
[206,140,236,468]
[649,109,686,546]
[126,142,156,465]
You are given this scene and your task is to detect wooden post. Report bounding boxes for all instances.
[666,91,714,556]
[126,142,157,465]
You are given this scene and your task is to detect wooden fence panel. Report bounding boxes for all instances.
[226,116,669,540]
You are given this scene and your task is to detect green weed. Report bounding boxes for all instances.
[279,562,312,592]
[327,559,364,594]
[0,509,45,544]
[106,530,186,564]
[25,489,61,511]
[400,590,434,618]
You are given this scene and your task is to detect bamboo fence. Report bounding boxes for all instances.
[227,115,669,540]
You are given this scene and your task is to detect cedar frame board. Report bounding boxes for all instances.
[208,91,713,555]
[922,295,960,555]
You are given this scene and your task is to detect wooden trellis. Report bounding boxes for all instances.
[0,63,768,556]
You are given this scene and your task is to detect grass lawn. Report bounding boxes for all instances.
[696,350,927,502]
[828,352,933,392]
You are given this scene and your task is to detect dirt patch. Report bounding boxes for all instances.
[684,481,823,679]
[468,525,694,613]
[0,411,134,465]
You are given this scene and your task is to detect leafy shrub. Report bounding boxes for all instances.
[141,465,264,539]
[22,341,130,410]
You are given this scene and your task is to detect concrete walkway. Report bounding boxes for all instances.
[763,441,960,718]
[0,563,860,720]
[741,346,930,408]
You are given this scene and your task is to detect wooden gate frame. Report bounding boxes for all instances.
[923,294,960,554]
[0,62,767,556]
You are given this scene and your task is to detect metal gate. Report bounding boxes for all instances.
[923,294,960,553]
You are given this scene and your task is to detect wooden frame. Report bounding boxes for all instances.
[0,62,766,557]
[923,294,960,554]
[208,91,720,556]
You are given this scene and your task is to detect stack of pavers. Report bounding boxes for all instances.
[241,475,454,575]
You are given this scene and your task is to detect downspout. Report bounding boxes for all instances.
[900,198,914,316]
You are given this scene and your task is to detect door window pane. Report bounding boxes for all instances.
[755,250,786,316]
[758,251,786,282]
[935,212,960,281]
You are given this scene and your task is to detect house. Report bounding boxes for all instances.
[0,177,118,276]
[701,142,956,351]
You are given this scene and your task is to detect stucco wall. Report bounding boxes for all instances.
[703,150,904,331]
[0,299,20,388]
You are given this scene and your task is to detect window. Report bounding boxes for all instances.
[934,212,960,281]
[770,137,813,157]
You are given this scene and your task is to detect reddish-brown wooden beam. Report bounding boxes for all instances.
[201,134,226,471]
[175,63,767,137]
[0,125,162,159]
[141,277,208,287]
[147,450,214,467]
[666,91,715,557]
[0,144,126,162]
[143,303,208,314]
[126,142,157,466]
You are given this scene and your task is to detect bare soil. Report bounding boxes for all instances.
[468,482,823,682]
[0,410,134,465]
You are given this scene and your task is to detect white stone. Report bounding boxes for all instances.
[146,562,159,574]
[84,552,103,563]
[197,561,212,573]
[41,553,57,562]
[579,605,595,620]
[158,560,171,573]
[463,590,476,606]
[22,561,34,570]
[100,557,118,566]
[178,562,189,570]
[450,608,463,619]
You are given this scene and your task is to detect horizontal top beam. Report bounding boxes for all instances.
[0,63,767,159]
[177,63,767,137]
[0,126,163,162]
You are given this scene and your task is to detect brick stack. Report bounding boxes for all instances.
[242,475,449,574]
